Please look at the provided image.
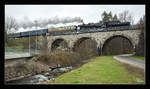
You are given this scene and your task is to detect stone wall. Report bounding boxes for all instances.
[135,32,145,56]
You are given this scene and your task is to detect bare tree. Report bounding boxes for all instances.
[118,10,134,24]
[135,15,145,56]
[127,14,134,24]
[5,16,19,44]
[137,15,146,40]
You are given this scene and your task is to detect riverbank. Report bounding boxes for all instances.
[5,55,145,84]
[49,56,145,84]
[5,56,95,84]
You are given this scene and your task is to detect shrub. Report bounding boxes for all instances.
[37,38,99,67]
[37,50,79,67]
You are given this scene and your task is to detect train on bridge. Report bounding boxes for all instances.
[8,21,137,38]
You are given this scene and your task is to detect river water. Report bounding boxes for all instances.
[6,66,73,84]
[6,74,55,84]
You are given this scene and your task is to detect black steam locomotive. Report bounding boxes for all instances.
[78,21,130,29]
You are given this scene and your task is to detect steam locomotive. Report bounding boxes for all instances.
[48,21,131,35]
[78,21,130,29]
[8,21,131,38]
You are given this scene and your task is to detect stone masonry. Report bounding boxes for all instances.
[47,29,141,54]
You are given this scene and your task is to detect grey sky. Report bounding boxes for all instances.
[5,5,145,24]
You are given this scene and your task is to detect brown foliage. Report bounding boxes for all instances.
[120,62,145,80]
[37,38,99,67]
[37,50,80,67]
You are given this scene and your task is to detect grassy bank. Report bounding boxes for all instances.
[50,56,145,84]
[5,46,25,53]
[130,56,145,61]
[5,45,24,49]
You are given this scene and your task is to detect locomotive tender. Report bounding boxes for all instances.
[8,21,131,38]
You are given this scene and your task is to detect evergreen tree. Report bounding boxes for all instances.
[101,11,109,22]
[101,11,113,22]
[112,14,118,21]
[108,11,113,21]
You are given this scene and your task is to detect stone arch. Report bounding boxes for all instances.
[51,38,69,52]
[72,37,99,55]
[101,35,134,55]
[72,37,97,50]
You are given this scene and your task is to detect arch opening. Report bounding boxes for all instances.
[102,35,134,55]
[73,37,99,58]
[51,38,68,52]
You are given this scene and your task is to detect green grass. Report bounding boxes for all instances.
[5,45,25,53]
[5,45,24,49]
[130,56,145,61]
[50,56,145,84]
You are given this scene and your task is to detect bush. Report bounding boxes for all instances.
[37,50,81,67]
[5,60,50,79]
[37,39,98,67]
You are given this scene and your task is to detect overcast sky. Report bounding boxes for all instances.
[5,5,145,24]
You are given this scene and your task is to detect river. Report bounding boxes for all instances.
[5,66,73,84]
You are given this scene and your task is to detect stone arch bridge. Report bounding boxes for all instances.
[5,27,142,82]
[46,28,141,55]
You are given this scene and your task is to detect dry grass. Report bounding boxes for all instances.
[37,39,99,68]
[37,50,81,67]
[120,62,145,80]
[5,60,50,78]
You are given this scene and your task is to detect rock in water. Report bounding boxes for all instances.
[59,68,68,73]
[66,66,73,70]
[47,76,54,80]
[51,69,60,74]
[51,66,73,74]
[33,74,48,80]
